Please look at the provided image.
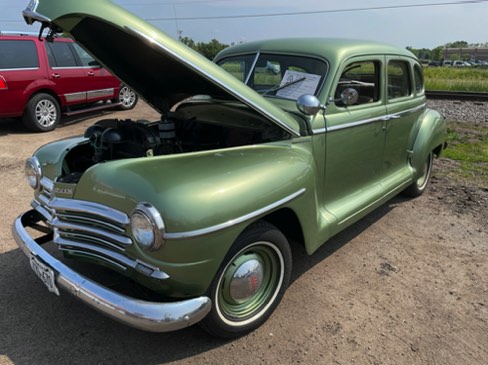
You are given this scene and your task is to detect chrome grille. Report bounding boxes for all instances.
[49,197,132,251]
[31,180,168,280]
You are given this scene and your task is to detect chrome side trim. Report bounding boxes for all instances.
[126,26,300,137]
[327,115,385,132]
[0,67,39,71]
[13,210,211,332]
[49,198,130,226]
[165,188,306,240]
[87,88,115,100]
[322,103,427,134]
[64,92,86,103]
[312,128,327,135]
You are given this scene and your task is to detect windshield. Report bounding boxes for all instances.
[217,53,328,101]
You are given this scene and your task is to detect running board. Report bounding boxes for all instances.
[63,102,121,116]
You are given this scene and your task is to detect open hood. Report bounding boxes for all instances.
[23,0,300,136]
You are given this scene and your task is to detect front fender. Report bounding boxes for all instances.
[411,108,447,172]
[75,142,314,243]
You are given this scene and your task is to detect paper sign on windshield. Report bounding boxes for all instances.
[276,70,321,100]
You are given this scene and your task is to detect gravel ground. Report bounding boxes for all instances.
[427,99,488,123]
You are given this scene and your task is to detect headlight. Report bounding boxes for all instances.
[25,156,42,190]
[130,202,165,251]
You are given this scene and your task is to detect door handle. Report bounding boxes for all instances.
[52,73,61,79]
[87,71,95,76]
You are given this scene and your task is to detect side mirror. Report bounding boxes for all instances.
[296,94,326,116]
[330,88,359,106]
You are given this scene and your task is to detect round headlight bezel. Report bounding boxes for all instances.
[25,156,42,190]
[130,202,165,251]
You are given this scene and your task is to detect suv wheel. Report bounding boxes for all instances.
[22,93,60,132]
[114,85,138,110]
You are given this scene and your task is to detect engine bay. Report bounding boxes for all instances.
[58,104,290,184]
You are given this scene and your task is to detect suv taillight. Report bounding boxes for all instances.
[0,76,7,90]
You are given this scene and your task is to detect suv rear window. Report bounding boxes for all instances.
[0,40,39,69]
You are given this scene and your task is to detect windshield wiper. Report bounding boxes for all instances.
[260,76,307,96]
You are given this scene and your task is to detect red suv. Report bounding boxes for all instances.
[0,32,138,131]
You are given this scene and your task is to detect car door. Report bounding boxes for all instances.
[382,57,425,190]
[322,57,387,228]
[71,43,118,102]
[46,40,87,106]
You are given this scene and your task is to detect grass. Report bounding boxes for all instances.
[439,122,488,187]
[424,67,488,92]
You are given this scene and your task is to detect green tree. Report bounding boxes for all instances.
[178,36,229,60]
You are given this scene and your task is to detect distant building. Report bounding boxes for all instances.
[443,47,488,61]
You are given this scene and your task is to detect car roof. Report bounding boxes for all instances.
[216,38,416,64]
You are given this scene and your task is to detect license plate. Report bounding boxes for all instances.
[30,254,60,296]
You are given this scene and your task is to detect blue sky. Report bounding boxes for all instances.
[1,0,487,49]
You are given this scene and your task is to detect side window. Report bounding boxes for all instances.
[413,64,424,94]
[72,43,97,67]
[47,42,78,68]
[0,40,39,69]
[335,61,380,106]
[387,61,412,99]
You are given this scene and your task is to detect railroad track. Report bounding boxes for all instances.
[426,90,488,102]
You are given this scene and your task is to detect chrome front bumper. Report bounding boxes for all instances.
[12,210,211,332]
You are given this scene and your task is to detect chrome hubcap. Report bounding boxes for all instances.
[229,259,264,303]
[119,87,136,107]
[35,100,57,127]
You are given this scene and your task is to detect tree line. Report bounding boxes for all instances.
[407,41,488,61]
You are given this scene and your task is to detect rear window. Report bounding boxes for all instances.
[0,40,39,69]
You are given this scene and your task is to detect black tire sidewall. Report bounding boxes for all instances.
[23,93,60,132]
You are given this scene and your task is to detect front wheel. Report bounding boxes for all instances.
[200,221,292,338]
[114,85,138,110]
[22,93,60,132]
[403,152,434,197]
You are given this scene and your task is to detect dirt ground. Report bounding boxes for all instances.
[0,102,487,365]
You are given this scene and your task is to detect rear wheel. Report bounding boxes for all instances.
[200,221,292,338]
[403,152,433,197]
[22,93,60,132]
[114,85,138,110]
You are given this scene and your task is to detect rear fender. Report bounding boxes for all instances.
[410,108,447,173]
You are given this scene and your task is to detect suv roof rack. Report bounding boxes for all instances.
[0,30,39,36]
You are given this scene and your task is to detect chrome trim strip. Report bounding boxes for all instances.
[126,26,300,137]
[64,92,86,103]
[55,212,125,234]
[165,188,306,240]
[49,198,130,226]
[13,210,211,332]
[312,128,327,135]
[87,88,115,100]
[323,103,427,134]
[0,67,39,71]
[327,116,385,132]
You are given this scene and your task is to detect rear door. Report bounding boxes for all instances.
[71,43,118,102]
[382,57,424,189]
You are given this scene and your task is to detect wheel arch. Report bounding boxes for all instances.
[260,207,305,248]
[23,88,63,114]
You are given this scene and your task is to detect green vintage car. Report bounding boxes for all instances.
[14,0,447,338]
